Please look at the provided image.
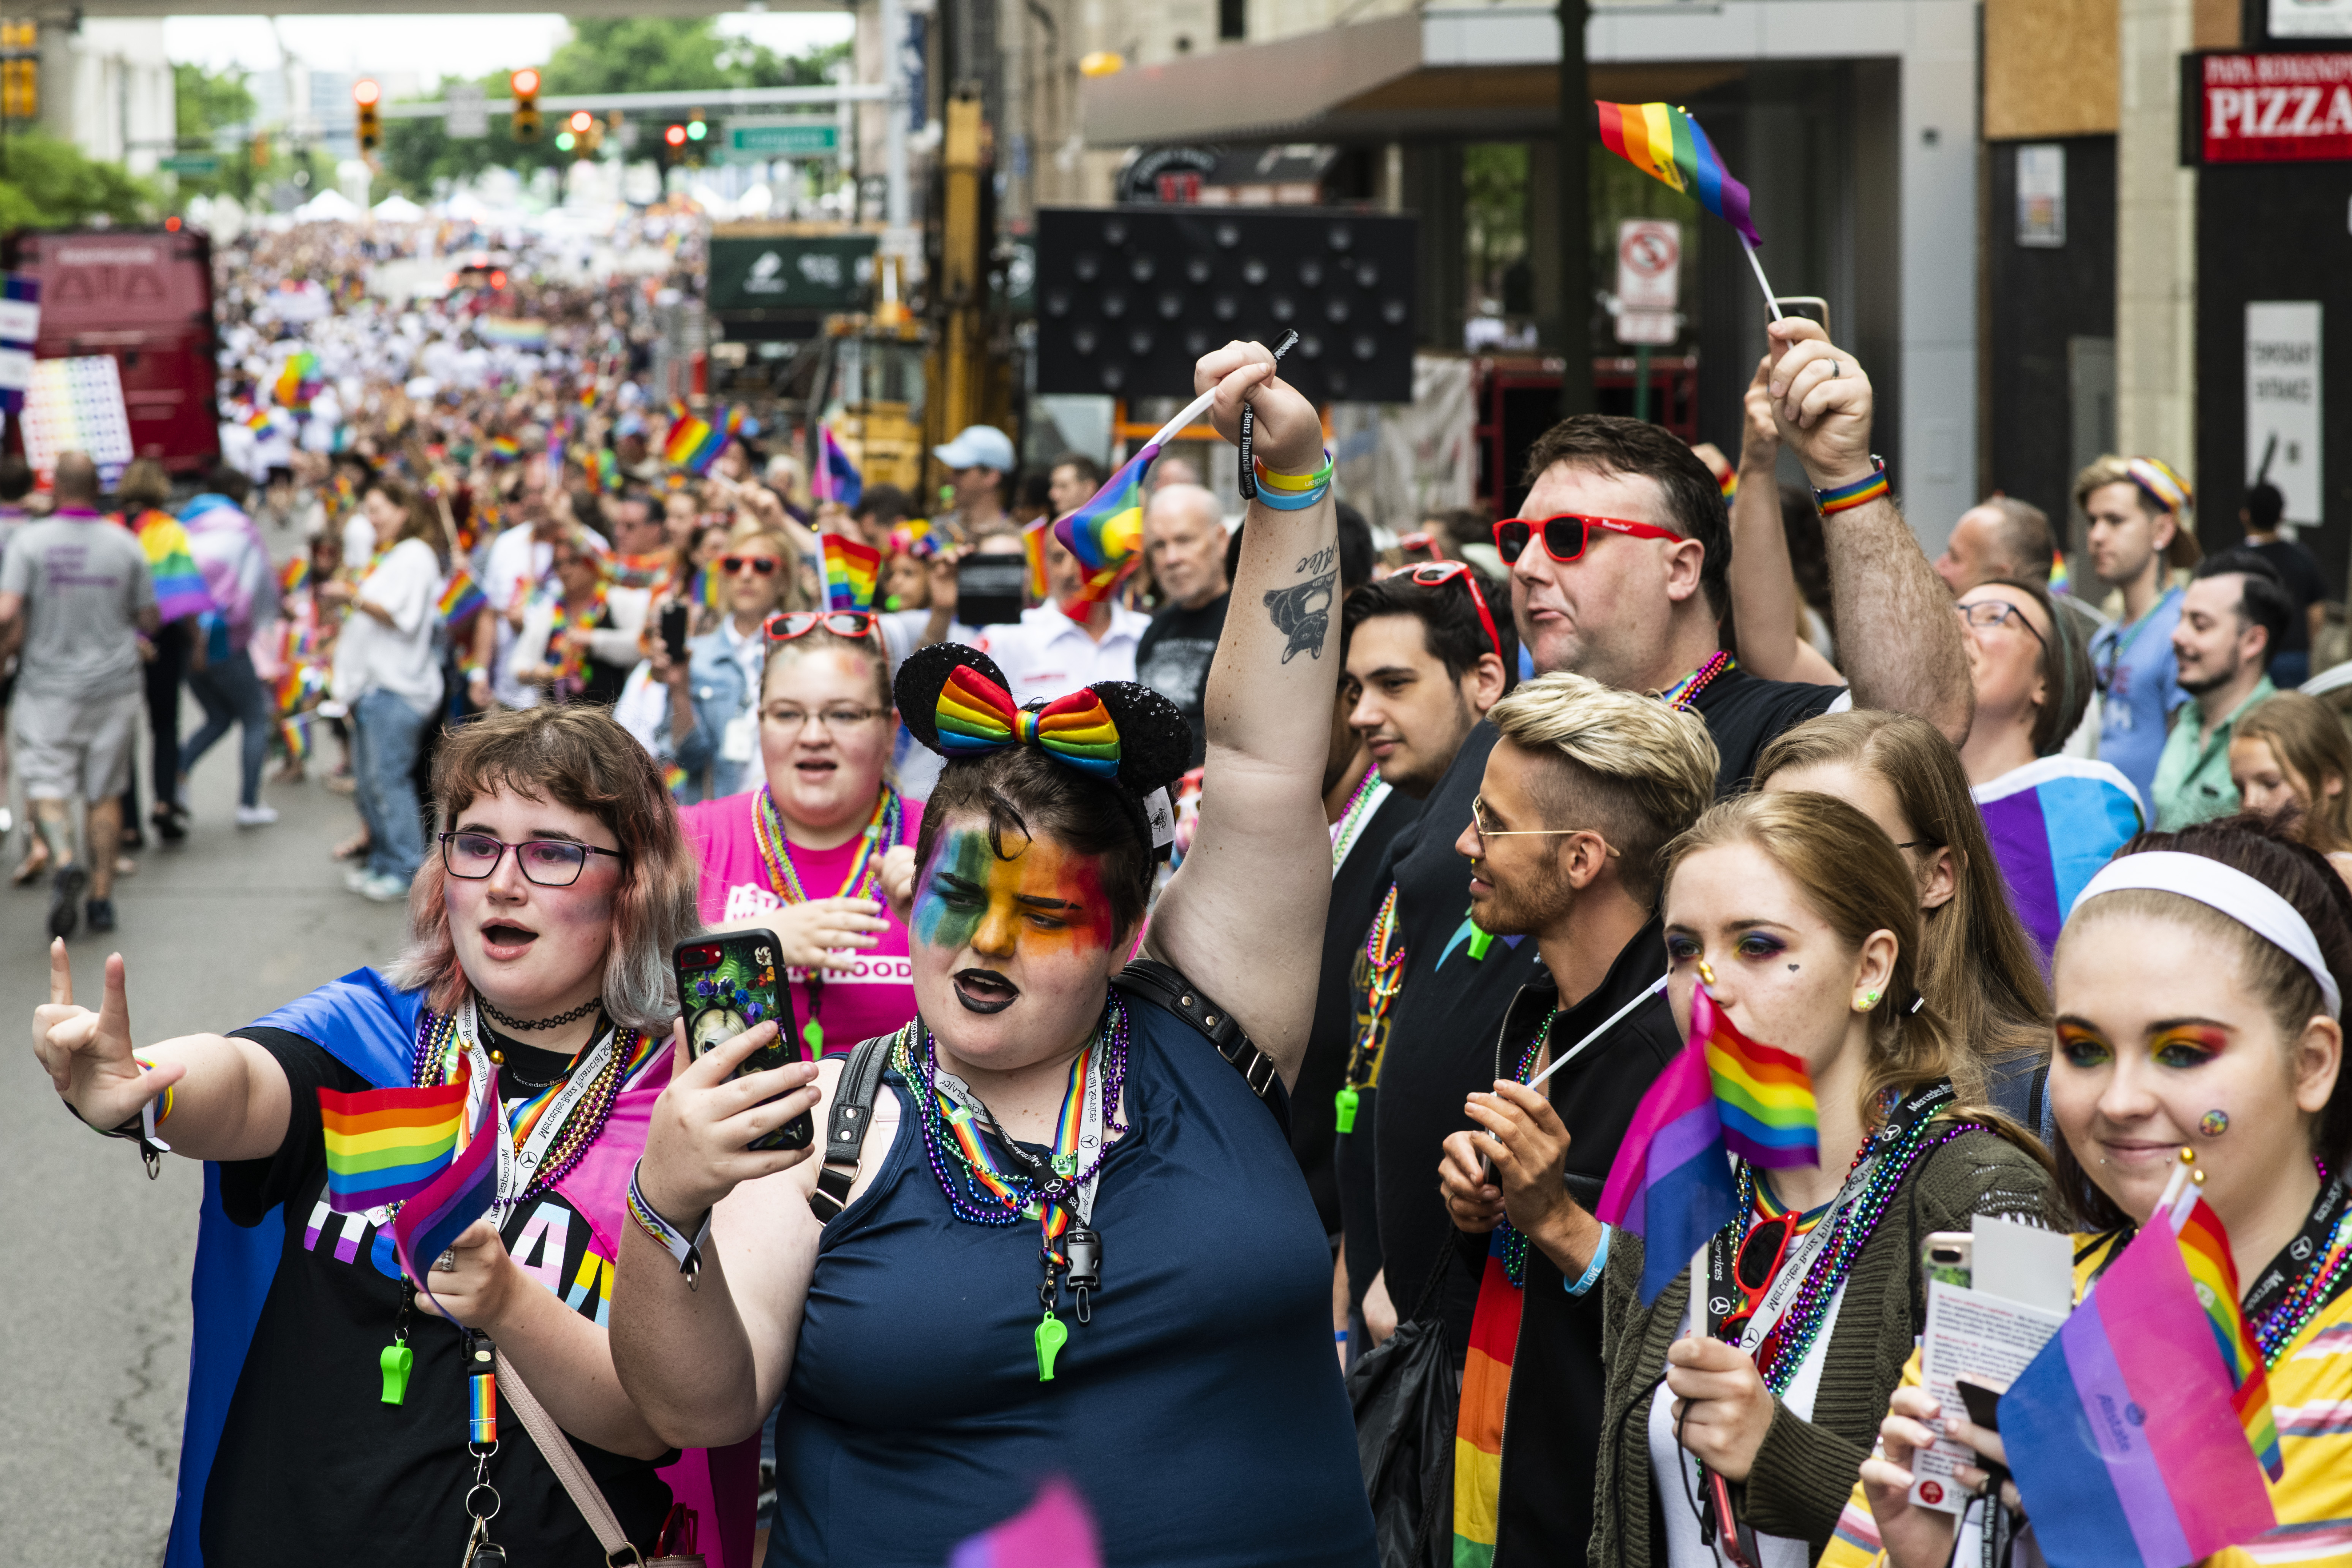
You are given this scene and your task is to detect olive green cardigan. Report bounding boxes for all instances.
[1589,1124,2058,1566]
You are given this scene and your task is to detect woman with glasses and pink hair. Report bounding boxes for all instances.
[678,607,922,1059]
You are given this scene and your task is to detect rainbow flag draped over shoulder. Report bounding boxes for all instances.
[2004,1191,2278,1566]
[133,509,213,624]
[319,1080,465,1213]
[822,533,880,611]
[1050,449,1148,609]
[1596,984,1817,1303]
[1595,101,1762,250]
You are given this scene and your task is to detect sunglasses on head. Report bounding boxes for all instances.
[721,555,782,576]
[1404,561,1503,660]
[764,610,881,643]
[1491,513,1683,566]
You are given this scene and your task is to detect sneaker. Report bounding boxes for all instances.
[344,866,375,893]
[47,864,87,939]
[355,870,411,903]
[84,897,115,934]
[236,804,280,827]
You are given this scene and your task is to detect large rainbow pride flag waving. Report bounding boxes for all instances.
[1595,101,1762,250]
[1596,982,1819,1303]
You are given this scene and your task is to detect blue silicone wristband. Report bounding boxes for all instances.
[1565,1224,1611,1298]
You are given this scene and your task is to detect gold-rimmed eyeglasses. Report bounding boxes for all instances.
[1468,795,1621,853]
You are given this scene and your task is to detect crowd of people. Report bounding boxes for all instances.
[19,217,2352,1568]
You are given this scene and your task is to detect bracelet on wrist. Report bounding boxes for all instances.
[1250,449,1335,513]
[1564,1223,1611,1298]
[627,1159,712,1289]
[65,1055,173,1180]
[1812,456,1889,515]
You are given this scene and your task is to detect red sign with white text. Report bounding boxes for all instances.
[2202,52,2352,163]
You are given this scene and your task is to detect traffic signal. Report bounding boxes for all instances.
[510,67,541,142]
[567,109,594,159]
[661,122,688,170]
[353,78,381,155]
[252,131,270,168]
[685,109,707,166]
[1,22,36,121]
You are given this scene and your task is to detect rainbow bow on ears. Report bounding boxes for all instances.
[934,663,1121,779]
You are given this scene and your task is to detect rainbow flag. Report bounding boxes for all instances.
[278,716,310,766]
[437,566,487,631]
[318,1081,466,1214]
[593,448,621,494]
[278,556,310,596]
[243,407,273,433]
[665,405,724,475]
[2172,1192,2283,1479]
[2051,555,2074,596]
[1051,448,1147,608]
[133,510,213,624]
[388,1089,500,1296]
[1021,520,1053,604]
[1451,1229,1526,1567]
[948,1477,1101,1568]
[2004,1193,2278,1566]
[486,436,520,463]
[1596,985,1815,1303]
[822,533,881,611]
[1595,101,1762,250]
[273,350,318,411]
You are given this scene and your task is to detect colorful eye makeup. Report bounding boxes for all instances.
[2053,1021,2229,1071]
[911,828,1118,959]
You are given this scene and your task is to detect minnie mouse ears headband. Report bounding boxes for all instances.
[894,643,1196,850]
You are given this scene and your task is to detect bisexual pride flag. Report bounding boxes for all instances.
[822,534,881,612]
[319,1080,466,1214]
[949,1477,1100,1568]
[816,424,864,509]
[1595,101,1763,250]
[1596,983,1819,1303]
[1051,449,1148,609]
[2004,1189,2278,1567]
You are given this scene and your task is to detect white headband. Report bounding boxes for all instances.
[2070,850,2342,1019]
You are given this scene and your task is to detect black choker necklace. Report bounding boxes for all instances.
[478,994,604,1033]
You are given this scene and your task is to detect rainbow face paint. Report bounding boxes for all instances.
[912,827,1119,1013]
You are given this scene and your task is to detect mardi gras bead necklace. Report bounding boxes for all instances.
[753,784,900,905]
[407,1002,653,1207]
[2252,1170,2352,1366]
[1334,884,1405,1135]
[1328,765,1386,867]
[1661,650,1736,712]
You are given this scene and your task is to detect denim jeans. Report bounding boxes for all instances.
[352,687,433,881]
[183,647,273,808]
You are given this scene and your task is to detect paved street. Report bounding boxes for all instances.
[0,722,409,1566]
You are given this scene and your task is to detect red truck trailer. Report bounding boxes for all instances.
[1,226,221,475]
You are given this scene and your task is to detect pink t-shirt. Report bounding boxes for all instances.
[680,789,925,1057]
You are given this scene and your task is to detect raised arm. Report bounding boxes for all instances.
[1723,357,1844,687]
[1144,342,1337,1084]
[1767,318,1971,743]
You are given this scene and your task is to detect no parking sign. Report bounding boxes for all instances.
[1615,219,1681,345]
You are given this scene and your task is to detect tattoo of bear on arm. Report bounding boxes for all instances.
[1263,569,1336,664]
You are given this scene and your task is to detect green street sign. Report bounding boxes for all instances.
[161,153,221,176]
[727,122,839,157]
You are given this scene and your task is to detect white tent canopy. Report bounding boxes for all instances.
[294,188,362,222]
[371,194,425,222]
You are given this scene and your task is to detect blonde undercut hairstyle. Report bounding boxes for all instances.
[1486,671,1720,903]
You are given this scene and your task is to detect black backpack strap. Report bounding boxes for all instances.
[1111,958,1280,1100]
[808,1032,896,1222]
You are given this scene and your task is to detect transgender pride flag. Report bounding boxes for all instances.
[1972,756,2145,963]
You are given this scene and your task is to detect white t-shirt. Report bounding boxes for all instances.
[481,522,609,708]
[333,537,445,717]
[1647,1284,1848,1568]
[975,601,1148,703]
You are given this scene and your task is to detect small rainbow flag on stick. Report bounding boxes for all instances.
[821,533,881,611]
[1595,101,1782,318]
[388,1085,501,1296]
[1595,983,1818,1303]
[2003,1170,2278,1566]
[438,566,488,631]
[319,1081,466,1214]
[1050,451,1147,609]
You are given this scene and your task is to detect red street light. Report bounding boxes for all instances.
[663,123,688,148]
[352,78,381,107]
[567,110,594,135]
[510,68,540,97]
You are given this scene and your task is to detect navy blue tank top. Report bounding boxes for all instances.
[771,993,1378,1566]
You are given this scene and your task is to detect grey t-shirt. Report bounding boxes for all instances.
[0,511,155,699]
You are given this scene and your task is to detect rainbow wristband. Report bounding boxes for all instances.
[1251,449,1335,512]
[627,1159,711,1288]
[1813,457,1889,515]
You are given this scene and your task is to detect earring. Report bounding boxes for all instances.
[1855,990,1881,1012]
[2199,1110,2230,1137]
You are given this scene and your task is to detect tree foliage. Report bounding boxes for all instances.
[0,133,156,228]
[376,17,850,199]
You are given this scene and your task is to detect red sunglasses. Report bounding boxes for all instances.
[1405,561,1502,661]
[765,610,881,643]
[1715,1212,1796,1345]
[1492,513,1683,566]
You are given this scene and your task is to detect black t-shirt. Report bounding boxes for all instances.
[1684,666,1845,793]
[204,1029,675,1563]
[1295,786,1419,1238]
[1487,936,1682,1568]
[1134,592,1230,766]
[2248,538,2327,655]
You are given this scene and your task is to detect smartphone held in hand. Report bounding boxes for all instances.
[673,931,812,1150]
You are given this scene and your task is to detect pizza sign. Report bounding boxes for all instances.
[2201,51,2352,163]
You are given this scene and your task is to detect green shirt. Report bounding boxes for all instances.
[2151,674,2275,830]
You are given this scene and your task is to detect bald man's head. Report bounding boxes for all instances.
[1935,496,2055,595]
[1144,482,1230,610]
[52,452,98,507]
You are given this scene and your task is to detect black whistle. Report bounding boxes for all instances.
[1064,1227,1103,1293]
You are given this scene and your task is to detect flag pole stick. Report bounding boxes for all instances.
[1741,235,1784,323]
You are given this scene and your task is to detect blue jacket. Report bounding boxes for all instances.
[662,625,760,803]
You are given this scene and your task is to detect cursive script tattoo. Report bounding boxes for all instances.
[1264,569,1336,663]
